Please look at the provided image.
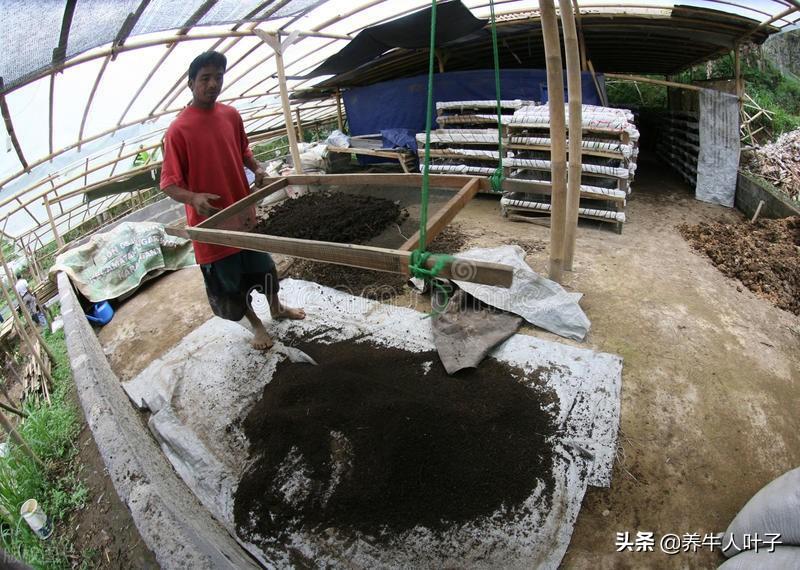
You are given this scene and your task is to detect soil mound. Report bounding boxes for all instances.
[679,216,799,315]
[234,340,558,539]
[255,191,407,243]
[280,213,471,298]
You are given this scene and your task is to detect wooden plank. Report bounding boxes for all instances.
[186,226,513,288]
[285,173,475,189]
[508,143,623,160]
[400,177,480,251]
[196,178,288,230]
[254,31,304,175]
[335,89,344,131]
[327,146,410,160]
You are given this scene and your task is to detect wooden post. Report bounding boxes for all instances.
[44,196,64,249]
[254,30,304,175]
[587,60,608,106]
[400,177,481,251]
[734,43,744,113]
[0,246,55,364]
[335,89,345,132]
[540,0,567,284]
[0,280,53,406]
[0,409,44,468]
[48,75,55,155]
[435,49,446,73]
[295,108,303,141]
[560,0,582,272]
[572,0,588,71]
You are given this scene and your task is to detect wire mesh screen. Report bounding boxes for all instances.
[0,0,320,92]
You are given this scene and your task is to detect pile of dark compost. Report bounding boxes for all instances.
[234,339,558,540]
[255,191,407,244]
[266,194,471,298]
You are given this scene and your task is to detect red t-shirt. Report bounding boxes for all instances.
[160,103,255,264]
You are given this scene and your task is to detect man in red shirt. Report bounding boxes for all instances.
[161,51,304,349]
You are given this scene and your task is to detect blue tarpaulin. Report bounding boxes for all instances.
[343,69,605,141]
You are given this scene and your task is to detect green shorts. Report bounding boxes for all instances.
[200,250,279,321]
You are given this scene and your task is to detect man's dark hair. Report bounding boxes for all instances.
[188,51,227,80]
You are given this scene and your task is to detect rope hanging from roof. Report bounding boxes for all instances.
[408,0,505,310]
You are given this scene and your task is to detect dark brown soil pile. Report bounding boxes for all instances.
[679,216,800,315]
[427,223,471,253]
[285,260,408,299]
[234,339,558,540]
[283,220,473,298]
[255,191,407,243]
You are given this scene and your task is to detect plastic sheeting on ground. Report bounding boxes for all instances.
[122,279,620,568]
[452,245,591,341]
[50,222,195,302]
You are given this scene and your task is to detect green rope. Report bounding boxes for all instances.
[407,0,457,315]
[489,0,505,193]
[408,0,505,313]
[408,1,440,279]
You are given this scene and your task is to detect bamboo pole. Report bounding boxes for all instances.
[0,398,27,419]
[78,55,111,151]
[0,409,44,468]
[255,31,304,175]
[587,60,608,106]
[48,75,55,156]
[0,80,29,171]
[118,44,176,126]
[605,73,704,92]
[540,0,567,284]
[0,245,55,364]
[44,197,64,249]
[734,43,743,111]
[0,279,53,407]
[335,89,345,131]
[295,108,303,141]
[560,0,583,272]
[572,0,588,71]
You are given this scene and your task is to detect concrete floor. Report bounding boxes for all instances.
[97,156,799,568]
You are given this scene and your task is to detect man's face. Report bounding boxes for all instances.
[189,64,224,107]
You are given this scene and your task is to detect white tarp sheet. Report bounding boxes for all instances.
[123,279,621,568]
[453,245,592,341]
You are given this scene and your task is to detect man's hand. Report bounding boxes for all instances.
[254,167,267,189]
[190,193,221,217]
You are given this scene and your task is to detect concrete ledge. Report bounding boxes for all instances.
[735,171,800,219]
[58,272,259,570]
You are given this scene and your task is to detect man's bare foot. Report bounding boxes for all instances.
[272,306,306,320]
[251,328,274,350]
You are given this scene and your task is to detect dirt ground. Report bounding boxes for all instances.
[95,154,799,568]
[66,417,158,568]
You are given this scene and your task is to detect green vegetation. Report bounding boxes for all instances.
[0,325,89,568]
[606,46,800,142]
[252,119,339,162]
[606,75,669,108]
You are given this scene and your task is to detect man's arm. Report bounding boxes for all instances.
[243,153,267,188]
[162,184,220,217]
